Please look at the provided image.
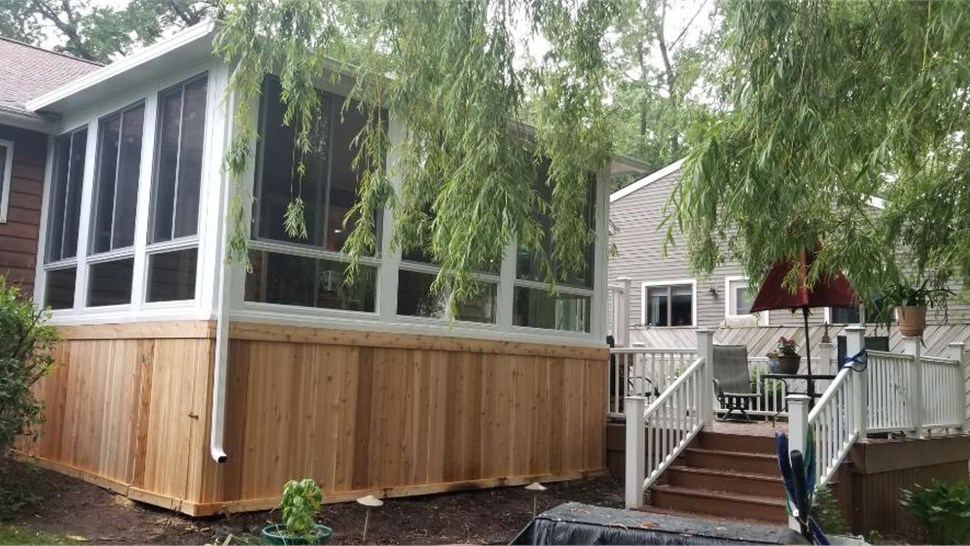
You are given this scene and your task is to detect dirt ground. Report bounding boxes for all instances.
[0,458,624,545]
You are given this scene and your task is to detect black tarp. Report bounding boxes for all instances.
[510,503,808,545]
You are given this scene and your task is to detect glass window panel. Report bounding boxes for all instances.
[92,115,120,253]
[646,287,669,326]
[729,280,752,316]
[513,286,590,332]
[151,76,207,242]
[831,306,860,324]
[245,250,375,312]
[62,130,86,259]
[397,269,497,323]
[44,267,76,309]
[326,101,369,252]
[92,104,144,253]
[516,159,596,288]
[670,285,693,326]
[88,259,134,306]
[45,135,71,262]
[147,248,197,302]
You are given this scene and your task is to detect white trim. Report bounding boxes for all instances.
[0,139,13,223]
[32,134,55,306]
[25,22,216,113]
[640,279,697,327]
[0,109,51,132]
[723,275,769,325]
[609,158,684,203]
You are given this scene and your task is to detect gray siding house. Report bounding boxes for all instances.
[608,160,970,357]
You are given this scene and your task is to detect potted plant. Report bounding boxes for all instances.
[769,336,800,374]
[882,278,951,337]
[261,479,333,545]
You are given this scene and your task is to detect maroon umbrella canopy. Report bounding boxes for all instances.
[749,246,856,400]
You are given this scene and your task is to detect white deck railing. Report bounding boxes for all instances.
[806,367,861,486]
[609,347,697,418]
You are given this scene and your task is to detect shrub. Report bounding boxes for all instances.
[900,480,970,544]
[813,485,849,535]
[280,478,323,537]
[0,277,58,456]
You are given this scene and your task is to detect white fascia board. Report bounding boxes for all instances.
[610,158,685,204]
[26,21,216,113]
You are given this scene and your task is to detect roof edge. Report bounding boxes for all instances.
[610,158,684,203]
[25,21,216,113]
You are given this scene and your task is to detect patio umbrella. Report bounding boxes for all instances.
[749,245,856,400]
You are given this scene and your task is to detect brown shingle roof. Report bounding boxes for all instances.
[0,36,101,118]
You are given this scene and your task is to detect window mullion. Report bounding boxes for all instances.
[169,84,187,241]
[108,110,126,252]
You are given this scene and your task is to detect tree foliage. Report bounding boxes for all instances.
[0,0,217,62]
[215,0,618,304]
[671,0,970,304]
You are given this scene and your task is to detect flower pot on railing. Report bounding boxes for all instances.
[896,305,927,337]
[775,355,801,374]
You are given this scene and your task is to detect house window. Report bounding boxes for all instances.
[644,283,694,327]
[831,306,861,324]
[88,102,145,306]
[43,127,88,309]
[397,266,498,323]
[146,74,207,302]
[245,76,380,311]
[0,140,12,223]
[513,159,596,332]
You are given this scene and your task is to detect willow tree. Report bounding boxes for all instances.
[671,0,970,303]
[214,0,617,306]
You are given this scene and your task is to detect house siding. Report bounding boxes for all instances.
[608,165,970,332]
[0,124,46,298]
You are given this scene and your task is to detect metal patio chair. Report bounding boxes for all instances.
[712,344,758,421]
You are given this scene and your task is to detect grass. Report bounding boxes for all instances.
[0,524,81,545]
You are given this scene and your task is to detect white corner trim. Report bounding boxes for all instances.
[609,158,685,204]
[640,278,697,327]
[0,139,13,223]
[25,21,216,113]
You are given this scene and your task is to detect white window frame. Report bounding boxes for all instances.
[0,139,13,223]
[640,279,697,327]
[724,275,769,324]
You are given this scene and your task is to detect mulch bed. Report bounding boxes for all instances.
[1,458,624,544]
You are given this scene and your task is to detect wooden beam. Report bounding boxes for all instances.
[59,321,217,340]
[229,321,608,360]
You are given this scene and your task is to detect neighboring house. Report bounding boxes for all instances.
[608,160,970,356]
[0,38,100,297]
[15,23,648,515]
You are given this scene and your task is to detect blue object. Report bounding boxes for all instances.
[775,431,829,545]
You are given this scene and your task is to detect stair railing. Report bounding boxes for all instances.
[625,330,714,509]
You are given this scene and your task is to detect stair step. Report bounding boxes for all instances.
[697,432,776,454]
[685,448,779,475]
[650,484,788,524]
[666,466,786,498]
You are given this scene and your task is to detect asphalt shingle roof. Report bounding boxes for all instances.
[0,36,101,118]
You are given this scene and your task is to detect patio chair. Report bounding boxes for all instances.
[712,344,758,421]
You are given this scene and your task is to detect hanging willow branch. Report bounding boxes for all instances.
[214,0,617,305]
[669,0,970,304]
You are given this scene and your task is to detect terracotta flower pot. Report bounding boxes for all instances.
[896,305,927,337]
[775,355,801,375]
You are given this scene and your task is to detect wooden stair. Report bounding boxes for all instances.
[645,431,788,524]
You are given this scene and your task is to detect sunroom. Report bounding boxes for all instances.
[23,23,646,515]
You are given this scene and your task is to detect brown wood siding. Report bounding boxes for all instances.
[609,166,970,330]
[24,321,607,516]
[0,124,46,297]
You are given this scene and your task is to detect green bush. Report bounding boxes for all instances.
[900,480,970,544]
[0,278,58,456]
[280,478,323,537]
[813,485,849,535]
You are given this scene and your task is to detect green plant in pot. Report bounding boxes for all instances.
[768,336,800,374]
[882,277,951,337]
[262,479,333,545]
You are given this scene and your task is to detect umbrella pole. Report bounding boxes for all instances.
[803,306,814,402]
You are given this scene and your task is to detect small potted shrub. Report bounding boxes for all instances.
[261,479,333,545]
[769,336,800,374]
[883,279,950,337]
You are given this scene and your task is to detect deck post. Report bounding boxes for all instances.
[946,342,968,432]
[902,336,924,438]
[845,326,868,442]
[616,277,632,347]
[817,341,835,375]
[786,394,811,533]
[696,329,715,428]
[624,396,647,509]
